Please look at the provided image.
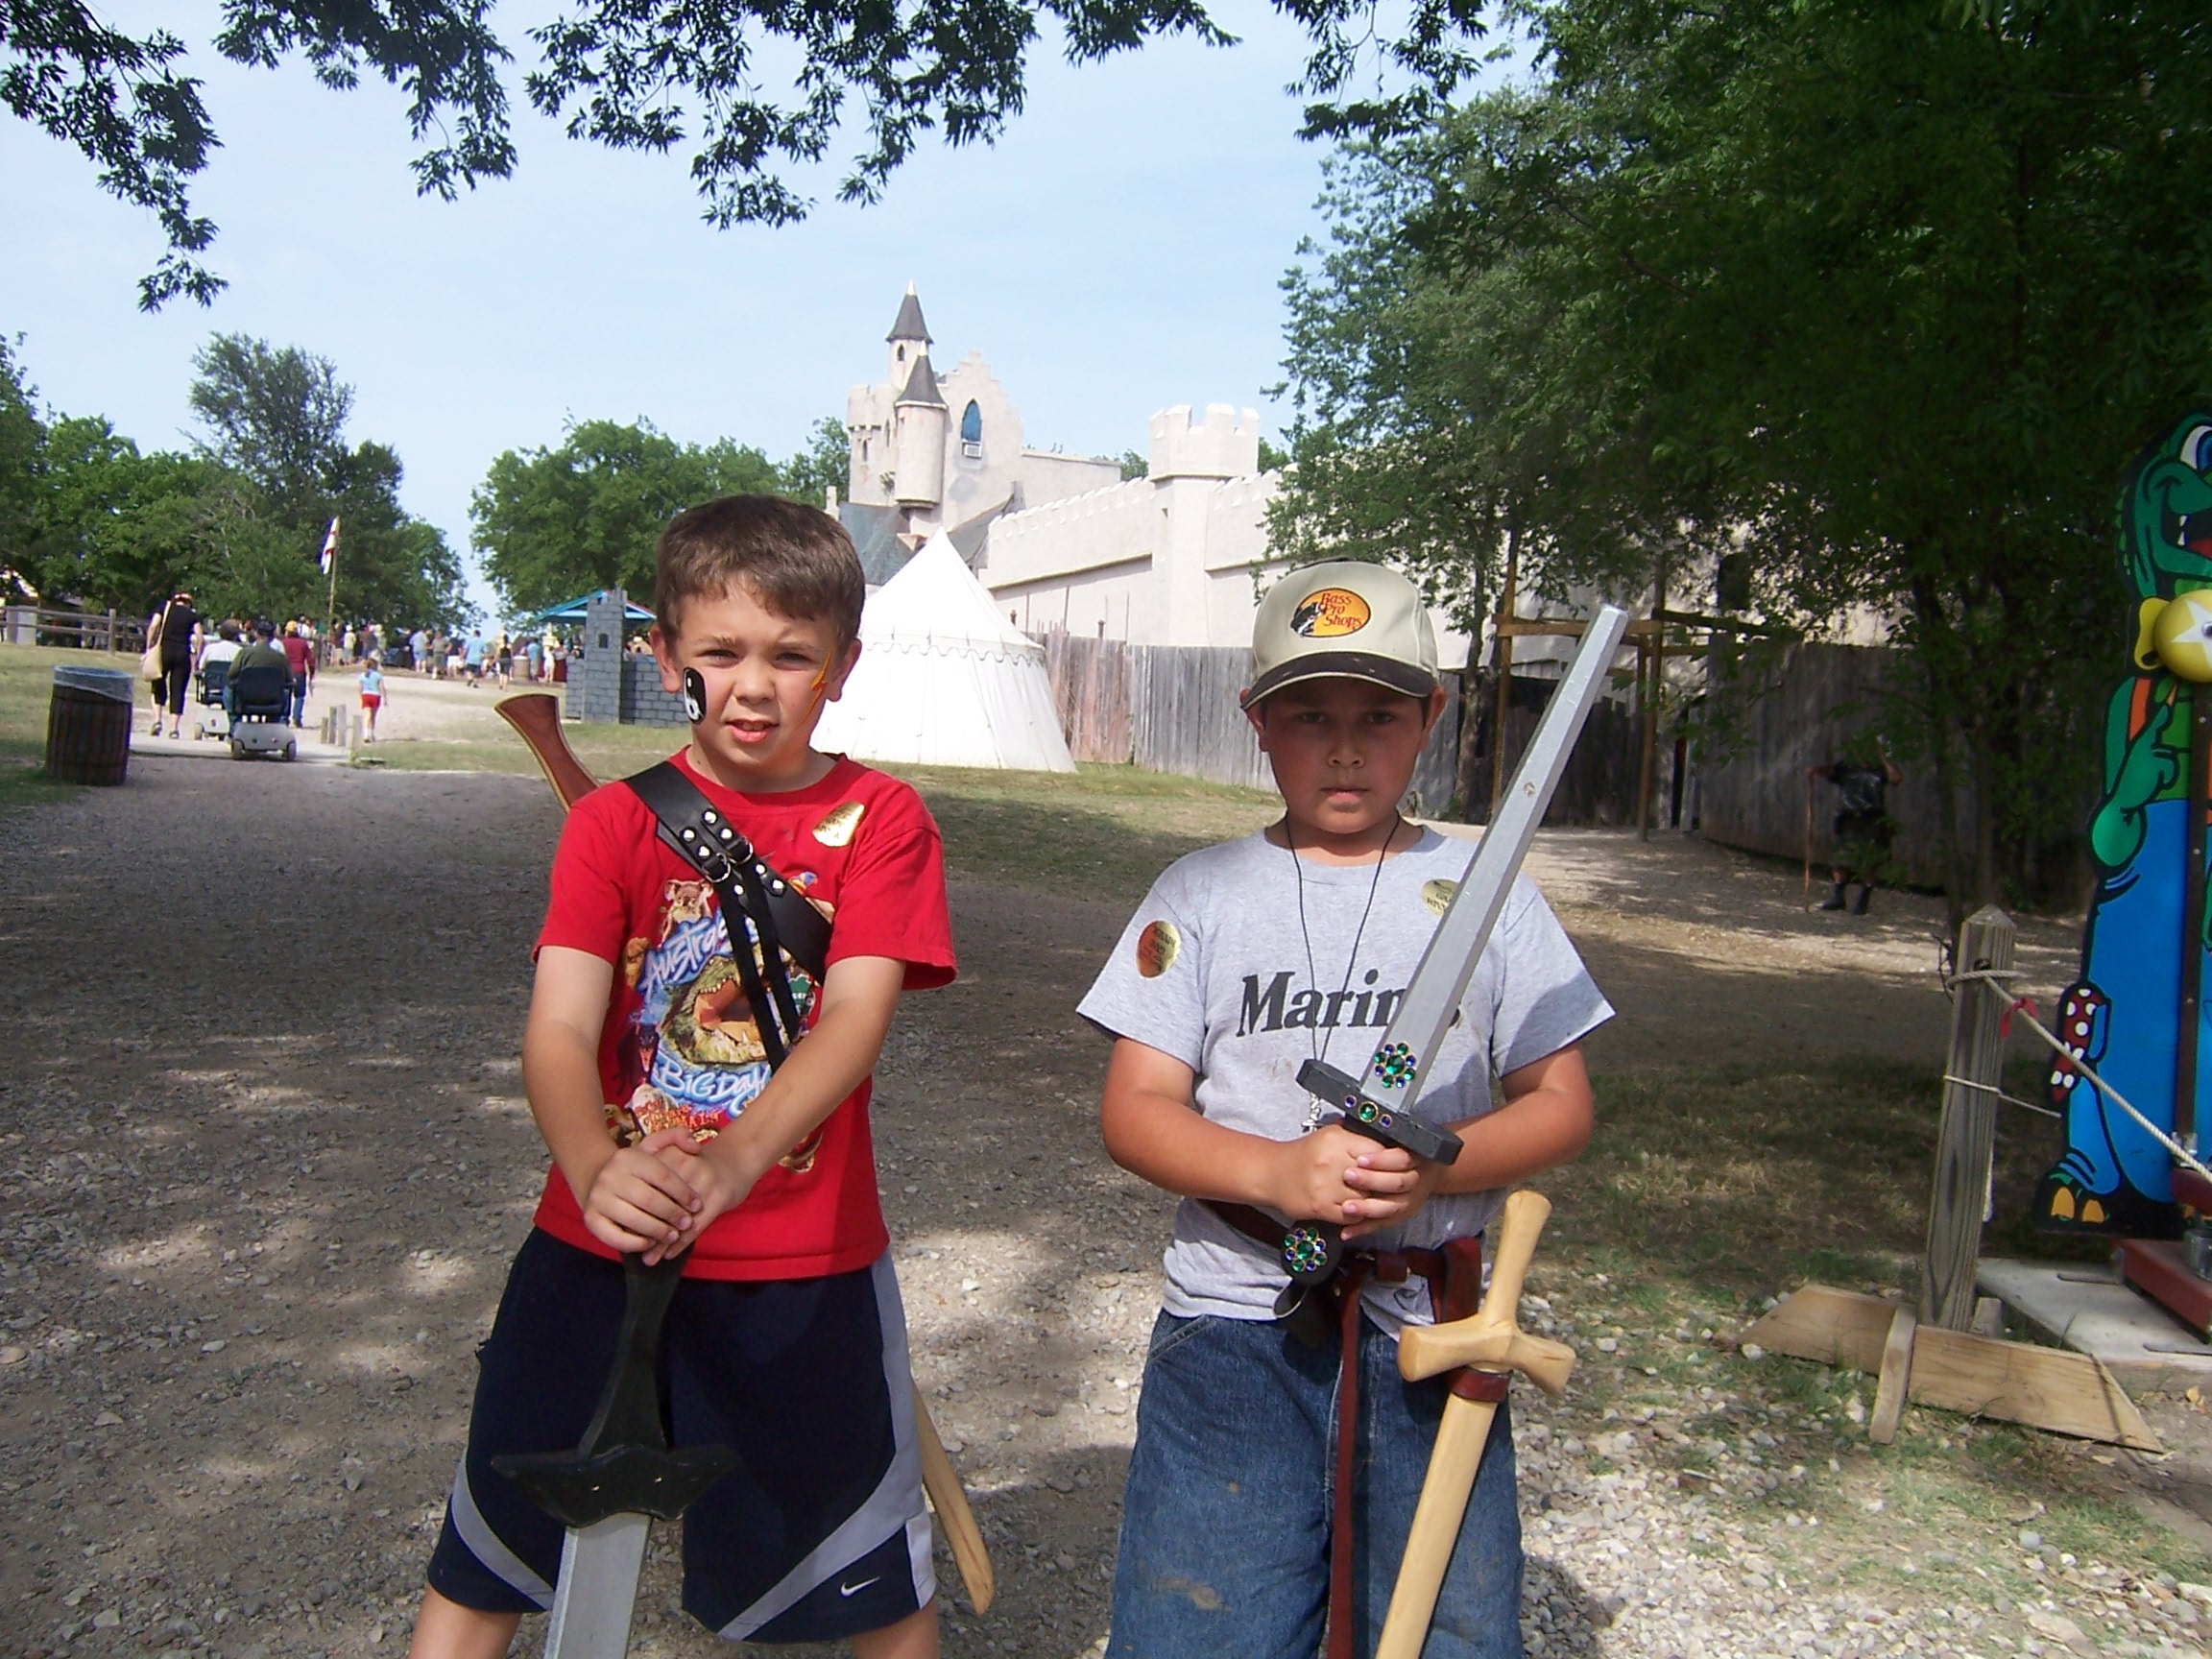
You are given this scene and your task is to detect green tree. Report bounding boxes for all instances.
[776,416,852,508]
[1274,0,2212,907]
[187,334,351,519]
[0,338,44,595]
[7,0,1489,307]
[32,417,230,614]
[473,419,783,613]
[180,333,464,628]
[325,441,468,630]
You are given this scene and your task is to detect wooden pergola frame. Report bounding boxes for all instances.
[1484,542,1775,837]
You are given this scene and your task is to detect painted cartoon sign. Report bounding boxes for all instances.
[2037,416,2212,1236]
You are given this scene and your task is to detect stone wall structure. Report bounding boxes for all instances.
[565,589,686,727]
[566,590,627,724]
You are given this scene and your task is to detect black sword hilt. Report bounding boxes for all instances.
[492,1253,741,1527]
[1294,1059,1465,1165]
[1276,1060,1467,1289]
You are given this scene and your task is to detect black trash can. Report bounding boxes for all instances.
[46,665,136,784]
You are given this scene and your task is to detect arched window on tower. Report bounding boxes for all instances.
[961,399,983,458]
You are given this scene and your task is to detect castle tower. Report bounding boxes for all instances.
[892,351,948,510]
[887,283,931,392]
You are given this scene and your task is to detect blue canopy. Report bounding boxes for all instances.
[516,591,656,626]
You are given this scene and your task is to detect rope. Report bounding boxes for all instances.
[1938,1073,2060,1119]
[1940,965,2212,1184]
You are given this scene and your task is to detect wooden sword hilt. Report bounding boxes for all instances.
[1397,1190,1577,1396]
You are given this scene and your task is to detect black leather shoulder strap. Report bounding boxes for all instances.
[623,761,834,1069]
[623,762,831,979]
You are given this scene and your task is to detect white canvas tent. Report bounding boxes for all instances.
[814,531,1076,772]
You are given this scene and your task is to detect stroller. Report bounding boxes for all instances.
[191,657,232,741]
[225,661,298,761]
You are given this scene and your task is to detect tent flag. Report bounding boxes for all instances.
[812,531,1076,773]
[319,517,340,574]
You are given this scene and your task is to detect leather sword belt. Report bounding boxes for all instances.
[1206,1201,1506,1659]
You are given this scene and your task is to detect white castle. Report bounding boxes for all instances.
[839,286,1284,648]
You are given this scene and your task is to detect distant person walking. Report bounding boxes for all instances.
[463,630,486,685]
[282,621,315,728]
[410,627,430,674]
[148,590,200,738]
[359,657,386,740]
[1809,744,1904,914]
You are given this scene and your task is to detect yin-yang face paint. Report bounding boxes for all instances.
[683,666,708,724]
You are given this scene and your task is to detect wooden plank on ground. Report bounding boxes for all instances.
[1909,1327,2162,1452]
[1741,1285,2164,1452]
[1742,1286,1895,1373]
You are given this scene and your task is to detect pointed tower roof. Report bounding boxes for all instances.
[895,351,945,408]
[886,283,932,345]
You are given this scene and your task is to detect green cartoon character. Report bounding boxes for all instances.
[2037,416,2212,1235]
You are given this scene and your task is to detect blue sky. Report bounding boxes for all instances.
[2,2,1355,615]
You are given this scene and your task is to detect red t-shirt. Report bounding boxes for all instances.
[282,636,313,676]
[532,750,956,1279]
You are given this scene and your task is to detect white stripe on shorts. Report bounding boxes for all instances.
[714,1252,936,1640]
[448,1456,556,1609]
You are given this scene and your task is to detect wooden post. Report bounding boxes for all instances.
[1924,905,2016,1331]
[1488,530,1519,822]
[1637,559,1666,840]
[2176,685,2209,1154]
[105,609,117,653]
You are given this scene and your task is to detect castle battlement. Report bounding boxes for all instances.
[1148,403,1262,481]
[997,474,1153,533]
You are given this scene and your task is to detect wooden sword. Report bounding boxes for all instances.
[494,691,996,1619]
[1375,1189,1576,1659]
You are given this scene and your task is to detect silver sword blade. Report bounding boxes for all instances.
[541,1513,651,1659]
[1356,606,1632,1114]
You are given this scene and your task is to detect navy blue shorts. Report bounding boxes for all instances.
[427,1231,932,1644]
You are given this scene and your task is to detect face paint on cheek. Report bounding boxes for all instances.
[683,667,708,725]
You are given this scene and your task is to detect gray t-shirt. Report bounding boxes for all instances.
[1079,828,1612,1328]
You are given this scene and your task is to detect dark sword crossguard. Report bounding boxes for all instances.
[492,1254,740,1528]
[1275,1058,1467,1295]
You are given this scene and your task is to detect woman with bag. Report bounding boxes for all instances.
[145,590,199,737]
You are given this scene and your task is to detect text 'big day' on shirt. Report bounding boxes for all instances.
[1078,828,1612,1329]
[533,750,957,1280]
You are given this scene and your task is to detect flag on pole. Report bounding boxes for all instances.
[320,517,340,574]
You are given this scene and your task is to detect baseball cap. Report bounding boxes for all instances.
[1241,560,1440,709]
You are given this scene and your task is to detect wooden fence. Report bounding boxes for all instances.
[1039,631,1460,811]
[2,606,144,653]
[1696,640,1963,886]
[1465,667,1642,827]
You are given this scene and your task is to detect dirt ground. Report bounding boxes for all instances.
[4,746,2207,1659]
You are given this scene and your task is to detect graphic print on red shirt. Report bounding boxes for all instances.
[532,750,956,1280]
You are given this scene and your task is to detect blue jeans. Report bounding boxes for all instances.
[1109,1310,1523,1659]
[289,675,308,727]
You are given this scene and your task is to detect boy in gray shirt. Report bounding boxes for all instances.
[1081,561,1611,1659]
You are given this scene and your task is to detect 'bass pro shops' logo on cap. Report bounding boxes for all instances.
[1290,588,1372,638]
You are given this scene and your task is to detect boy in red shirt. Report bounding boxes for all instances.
[411,497,955,1659]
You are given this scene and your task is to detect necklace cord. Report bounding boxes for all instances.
[1289,813,1400,1105]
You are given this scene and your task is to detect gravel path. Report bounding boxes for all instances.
[4,756,2209,1659]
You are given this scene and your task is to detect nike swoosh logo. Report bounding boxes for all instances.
[839,1576,880,1598]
